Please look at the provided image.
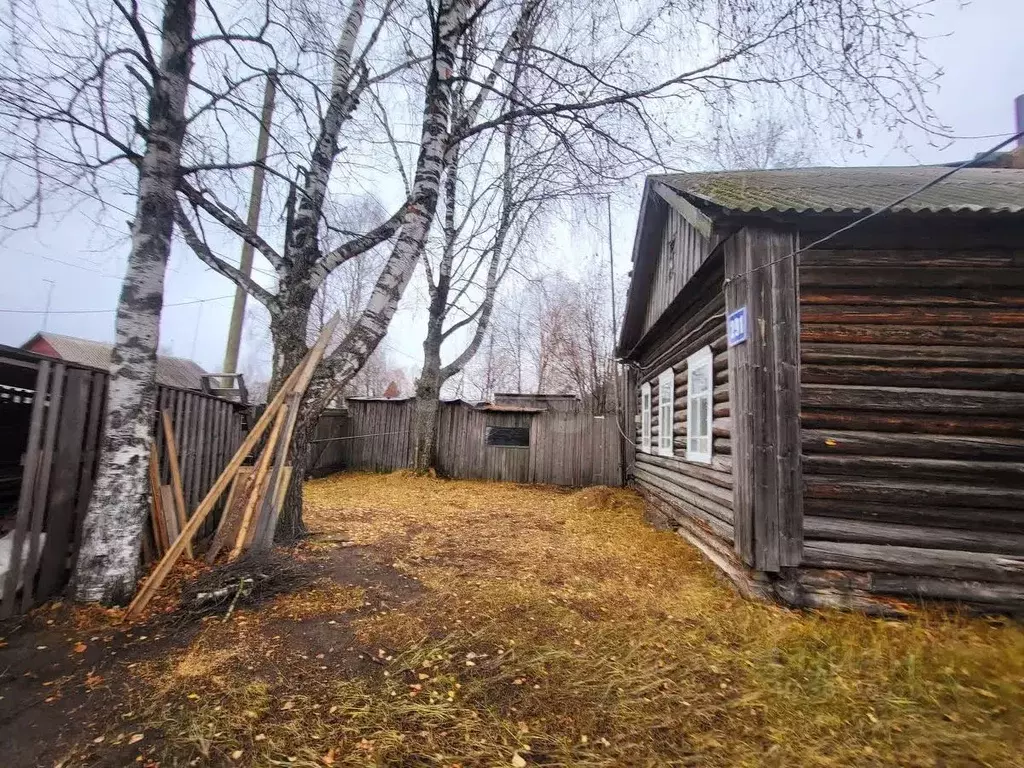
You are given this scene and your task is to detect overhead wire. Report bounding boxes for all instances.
[0,294,234,314]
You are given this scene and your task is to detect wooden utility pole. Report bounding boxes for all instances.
[222,70,277,374]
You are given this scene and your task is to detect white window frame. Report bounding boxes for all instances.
[685,346,714,464]
[640,382,652,453]
[657,368,674,456]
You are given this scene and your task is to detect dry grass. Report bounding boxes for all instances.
[126,473,1023,767]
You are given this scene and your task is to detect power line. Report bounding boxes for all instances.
[0,294,233,315]
[725,129,1024,283]
[0,151,138,220]
[35,253,125,279]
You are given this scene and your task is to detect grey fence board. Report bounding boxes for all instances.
[0,352,247,615]
[313,399,624,487]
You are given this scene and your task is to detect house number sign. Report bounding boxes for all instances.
[727,307,748,347]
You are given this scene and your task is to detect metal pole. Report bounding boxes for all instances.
[607,194,627,484]
[222,70,277,374]
[606,195,619,413]
[606,195,618,344]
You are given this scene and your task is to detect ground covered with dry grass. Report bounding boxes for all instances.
[4,472,1023,767]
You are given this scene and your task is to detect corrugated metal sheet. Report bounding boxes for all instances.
[26,332,207,389]
[655,167,1024,215]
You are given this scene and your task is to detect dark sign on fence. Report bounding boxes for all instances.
[484,425,530,448]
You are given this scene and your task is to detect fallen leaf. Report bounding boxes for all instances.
[231,749,243,760]
[73,642,88,654]
[255,734,266,742]
[93,736,105,744]
[129,733,144,744]
[282,701,295,710]
[511,753,527,768]
[321,748,336,765]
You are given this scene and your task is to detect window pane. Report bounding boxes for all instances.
[698,395,709,437]
[690,364,710,394]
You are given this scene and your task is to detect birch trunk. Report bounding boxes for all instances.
[267,291,318,542]
[73,0,197,604]
[324,0,469,388]
[413,318,444,472]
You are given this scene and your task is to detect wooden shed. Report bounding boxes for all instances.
[618,166,1024,615]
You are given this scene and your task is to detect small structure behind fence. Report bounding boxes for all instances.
[0,348,246,617]
[310,398,624,487]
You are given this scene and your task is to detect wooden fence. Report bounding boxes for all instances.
[311,399,624,487]
[0,352,245,617]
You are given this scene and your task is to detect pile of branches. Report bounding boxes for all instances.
[179,553,316,618]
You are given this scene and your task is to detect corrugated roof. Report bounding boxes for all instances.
[27,332,207,390]
[655,166,1024,216]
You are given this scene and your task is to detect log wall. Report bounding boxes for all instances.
[796,247,1024,604]
[632,256,735,545]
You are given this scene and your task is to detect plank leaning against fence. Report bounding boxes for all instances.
[0,349,246,617]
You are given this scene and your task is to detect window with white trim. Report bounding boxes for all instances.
[640,382,651,453]
[686,346,713,463]
[658,368,674,456]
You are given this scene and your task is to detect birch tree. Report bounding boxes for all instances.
[0,0,206,602]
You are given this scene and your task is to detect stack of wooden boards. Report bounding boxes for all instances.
[126,314,340,620]
[145,411,193,562]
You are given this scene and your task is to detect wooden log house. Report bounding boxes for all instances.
[618,167,1024,615]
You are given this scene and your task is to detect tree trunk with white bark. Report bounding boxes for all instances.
[268,0,471,530]
[413,316,445,472]
[73,0,197,604]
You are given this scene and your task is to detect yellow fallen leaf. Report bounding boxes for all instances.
[73,642,87,654]
[282,701,295,710]
[128,734,144,745]
[322,748,336,765]
[511,753,527,768]
[231,749,243,760]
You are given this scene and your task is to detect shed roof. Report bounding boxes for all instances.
[654,166,1024,216]
[475,403,546,414]
[22,332,207,390]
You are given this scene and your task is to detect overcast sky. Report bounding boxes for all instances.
[1,0,1021,388]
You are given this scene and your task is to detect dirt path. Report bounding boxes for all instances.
[1,472,1022,767]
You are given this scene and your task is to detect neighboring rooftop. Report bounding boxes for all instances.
[21,332,207,390]
[654,166,1024,217]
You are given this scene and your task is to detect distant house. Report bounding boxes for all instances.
[21,332,207,390]
[618,166,1024,616]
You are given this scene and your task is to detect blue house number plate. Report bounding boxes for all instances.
[727,307,747,347]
